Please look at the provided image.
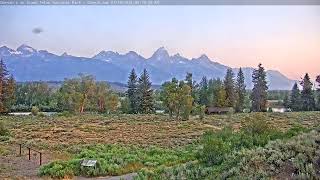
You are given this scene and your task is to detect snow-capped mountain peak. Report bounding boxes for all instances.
[150,47,169,60]
[93,50,119,59]
[0,46,18,56]
[17,44,37,55]
[198,54,210,61]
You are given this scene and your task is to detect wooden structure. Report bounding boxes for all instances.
[206,107,233,114]
[17,143,43,165]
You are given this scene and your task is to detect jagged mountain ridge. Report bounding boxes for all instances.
[0,44,295,90]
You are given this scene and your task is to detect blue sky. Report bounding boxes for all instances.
[0,5,319,79]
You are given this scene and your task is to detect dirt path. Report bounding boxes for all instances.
[76,173,137,180]
[0,144,51,179]
[105,173,137,180]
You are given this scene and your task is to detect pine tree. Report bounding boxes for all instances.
[300,73,315,111]
[224,68,236,107]
[127,69,138,113]
[185,72,197,103]
[4,75,16,110]
[251,63,268,112]
[283,93,290,109]
[199,76,209,106]
[316,75,320,110]
[180,83,193,120]
[0,59,15,113]
[137,69,154,113]
[289,82,301,111]
[235,68,246,112]
[185,73,193,89]
[216,85,227,107]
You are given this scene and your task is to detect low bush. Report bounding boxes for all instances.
[39,160,77,178]
[39,144,196,178]
[136,128,316,179]
[0,121,9,136]
[220,130,320,179]
[31,106,39,116]
[198,130,231,165]
[198,116,310,167]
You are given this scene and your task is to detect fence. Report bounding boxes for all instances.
[17,143,43,166]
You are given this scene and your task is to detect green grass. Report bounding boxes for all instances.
[39,144,197,178]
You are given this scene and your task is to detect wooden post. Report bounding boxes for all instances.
[39,152,42,165]
[28,147,31,160]
[19,144,22,156]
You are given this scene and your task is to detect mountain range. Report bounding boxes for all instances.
[0,44,295,90]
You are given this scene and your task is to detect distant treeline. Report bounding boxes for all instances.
[0,58,319,116]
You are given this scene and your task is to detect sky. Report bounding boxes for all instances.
[0,5,319,80]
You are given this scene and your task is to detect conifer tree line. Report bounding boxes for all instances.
[285,73,320,111]
[126,64,273,118]
[1,57,320,115]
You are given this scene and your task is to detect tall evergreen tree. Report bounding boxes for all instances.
[224,68,236,107]
[316,75,320,110]
[199,76,209,106]
[4,75,16,110]
[251,63,268,112]
[185,73,193,89]
[289,82,301,111]
[127,69,138,113]
[0,59,15,113]
[216,84,227,107]
[300,73,315,111]
[185,72,198,103]
[283,93,290,108]
[235,68,246,112]
[0,59,8,112]
[137,69,154,113]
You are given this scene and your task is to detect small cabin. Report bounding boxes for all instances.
[206,107,234,114]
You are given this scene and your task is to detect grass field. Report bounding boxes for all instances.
[0,112,320,179]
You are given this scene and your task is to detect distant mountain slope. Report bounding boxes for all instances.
[0,44,295,90]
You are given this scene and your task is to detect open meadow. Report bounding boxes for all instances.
[1,112,320,179]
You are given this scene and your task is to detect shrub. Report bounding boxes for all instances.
[31,106,39,116]
[241,114,271,135]
[220,130,320,179]
[0,121,9,136]
[39,160,75,178]
[195,105,205,120]
[198,131,231,165]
